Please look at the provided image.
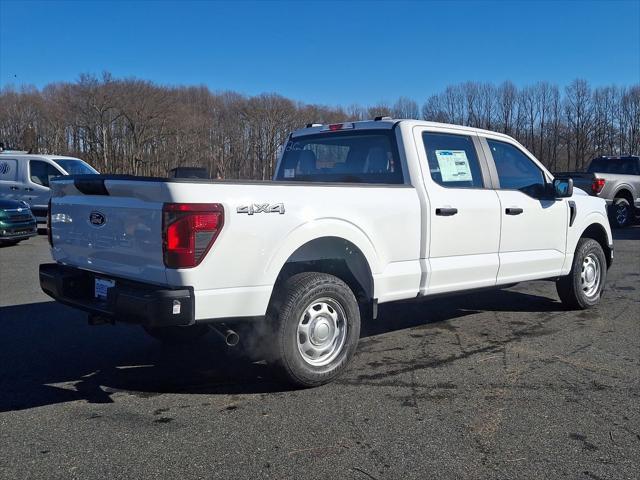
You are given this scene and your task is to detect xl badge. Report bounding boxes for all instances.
[89,211,106,226]
[237,203,285,215]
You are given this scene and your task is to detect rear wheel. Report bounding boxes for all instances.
[609,197,632,228]
[556,238,607,309]
[143,324,210,344]
[268,272,361,387]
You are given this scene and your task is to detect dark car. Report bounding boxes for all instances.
[0,199,38,246]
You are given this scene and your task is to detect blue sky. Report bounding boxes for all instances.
[1,0,638,106]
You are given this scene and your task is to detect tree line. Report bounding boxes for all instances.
[0,74,638,178]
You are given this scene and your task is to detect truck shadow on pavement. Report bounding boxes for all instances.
[0,286,568,412]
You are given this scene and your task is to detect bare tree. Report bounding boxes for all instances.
[1,75,637,178]
[392,97,419,119]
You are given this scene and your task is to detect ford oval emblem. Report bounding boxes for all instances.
[89,211,106,226]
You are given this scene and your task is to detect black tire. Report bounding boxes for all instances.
[143,324,210,344]
[0,239,21,247]
[556,238,607,309]
[609,197,632,228]
[268,272,361,387]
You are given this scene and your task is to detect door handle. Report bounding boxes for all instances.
[10,186,19,190]
[436,207,458,216]
[505,207,523,215]
[24,187,34,191]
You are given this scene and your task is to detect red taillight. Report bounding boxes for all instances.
[592,178,606,194]
[328,123,343,131]
[162,203,224,268]
[47,198,53,246]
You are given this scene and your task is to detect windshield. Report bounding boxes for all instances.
[53,159,99,175]
[275,131,403,184]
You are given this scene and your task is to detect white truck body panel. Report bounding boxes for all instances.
[51,179,423,319]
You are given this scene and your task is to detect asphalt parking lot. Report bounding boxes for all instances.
[0,230,638,480]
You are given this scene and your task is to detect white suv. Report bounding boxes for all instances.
[0,152,98,220]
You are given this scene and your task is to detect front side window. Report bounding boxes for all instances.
[422,132,484,188]
[487,139,546,196]
[275,131,403,184]
[29,160,62,187]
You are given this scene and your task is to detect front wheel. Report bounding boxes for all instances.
[268,272,361,387]
[556,238,607,309]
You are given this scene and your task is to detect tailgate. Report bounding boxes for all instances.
[50,177,170,284]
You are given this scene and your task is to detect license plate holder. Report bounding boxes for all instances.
[95,277,115,300]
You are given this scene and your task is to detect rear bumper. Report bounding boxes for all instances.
[39,263,195,327]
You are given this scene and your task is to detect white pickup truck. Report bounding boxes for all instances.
[40,119,613,387]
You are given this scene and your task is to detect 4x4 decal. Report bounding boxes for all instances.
[237,203,285,215]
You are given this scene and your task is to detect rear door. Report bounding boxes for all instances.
[414,127,501,294]
[0,157,21,201]
[481,137,568,283]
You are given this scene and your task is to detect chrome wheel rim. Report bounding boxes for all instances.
[297,297,347,367]
[581,253,601,298]
[616,204,628,225]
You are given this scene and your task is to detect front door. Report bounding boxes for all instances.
[483,138,568,283]
[415,128,501,295]
[27,159,64,218]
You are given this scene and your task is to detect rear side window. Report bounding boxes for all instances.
[487,139,546,196]
[0,159,18,181]
[29,160,62,187]
[422,132,484,188]
[275,131,403,184]
[588,158,640,175]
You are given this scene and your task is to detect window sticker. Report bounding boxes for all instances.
[284,168,295,178]
[435,150,473,182]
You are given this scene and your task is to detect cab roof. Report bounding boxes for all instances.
[291,118,515,142]
[0,152,83,161]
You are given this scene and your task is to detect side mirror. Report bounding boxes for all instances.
[553,178,573,198]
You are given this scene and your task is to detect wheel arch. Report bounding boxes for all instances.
[271,236,375,314]
[580,222,613,268]
[613,187,634,204]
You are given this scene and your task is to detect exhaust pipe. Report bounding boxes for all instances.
[211,323,239,347]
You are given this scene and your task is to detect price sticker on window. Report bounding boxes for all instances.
[435,150,473,182]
